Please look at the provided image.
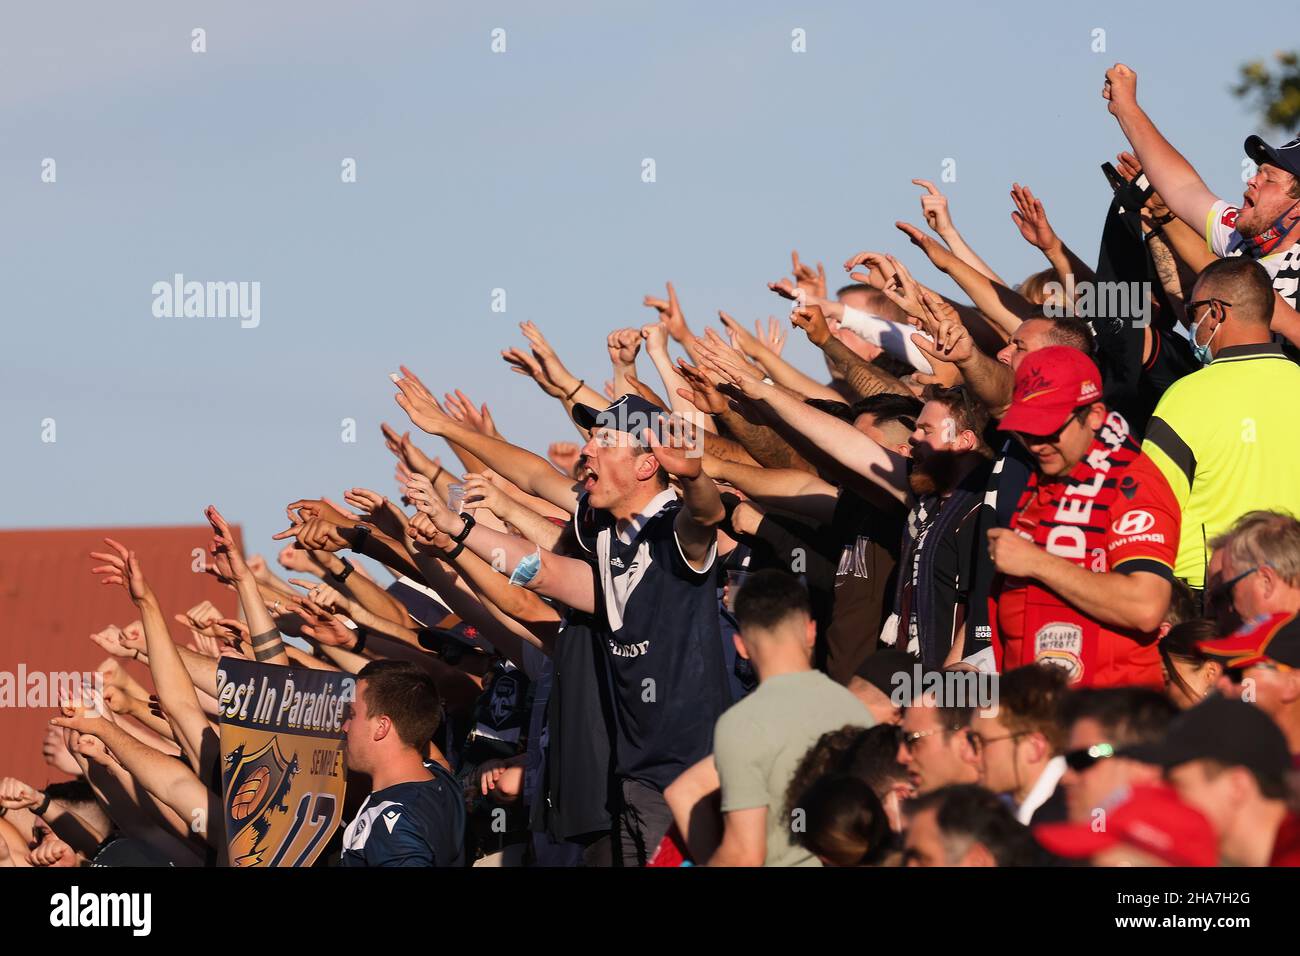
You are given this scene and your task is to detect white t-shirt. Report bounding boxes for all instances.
[1205,200,1300,308]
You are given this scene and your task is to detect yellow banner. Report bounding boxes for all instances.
[217,659,354,867]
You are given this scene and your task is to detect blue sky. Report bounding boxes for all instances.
[0,0,1279,556]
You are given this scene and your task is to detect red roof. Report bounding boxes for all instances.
[0,525,244,790]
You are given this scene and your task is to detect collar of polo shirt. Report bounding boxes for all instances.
[615,489,677,545]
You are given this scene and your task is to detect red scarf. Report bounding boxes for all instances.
[992,410,1143,683]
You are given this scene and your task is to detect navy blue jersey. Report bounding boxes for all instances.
[339,763,466,867]
[574,490,731,792]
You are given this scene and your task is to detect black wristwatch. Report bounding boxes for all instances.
[446,513,476,560]
[330,557,355,583]
[33,790,51,816]
[350,524,372,556]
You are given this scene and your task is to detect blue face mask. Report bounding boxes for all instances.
[1190,311,1220,365]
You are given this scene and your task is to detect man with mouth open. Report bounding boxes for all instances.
[396,386,732,866]
[986,346,1181,689]
[1102,62,1300,337]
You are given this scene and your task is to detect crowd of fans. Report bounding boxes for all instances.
[5,63,1300,868]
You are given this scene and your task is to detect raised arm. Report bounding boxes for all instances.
[644,415,724,569]
[896,221,1032,337]
[912,179,1008,285]
[394,365,582,513]
[718,310,842,403]
[701,351,911,505]
[704,454,838,524]
[1103,64,1220,230]
[89,537,218,772]
[51,715,224,853]
[405,486,597,616]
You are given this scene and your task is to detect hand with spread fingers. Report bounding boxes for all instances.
[791,250,827,300]
[89,537,154,606]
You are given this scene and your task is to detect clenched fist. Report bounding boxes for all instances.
[1102,63,1137,115]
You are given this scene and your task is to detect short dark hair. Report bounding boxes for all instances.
[43,779,97,808]
[1041,314,1096,358]
[921,384,990,450]
[993,665,1070,753]
[908,677,976,738]
[1195,256,1276,324]
[734,569,811,633]
[803,397,854,422]
[850,393,923,431]
[1061,687,1177,747]
[358,660,442,749]
[904,784,1044,866]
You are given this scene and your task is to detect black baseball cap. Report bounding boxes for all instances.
[1245,134,1300,180]
[853,649,917,697]
[572,394,666,438]
[1122,696,1291,780]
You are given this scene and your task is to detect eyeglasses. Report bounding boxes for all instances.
[1186,298,1233,323]
[968,730,1027,753]
[1206,565,1263,613]
[1013,405,1092,447]
[1063,742,1117,772]
[901,725,965,751]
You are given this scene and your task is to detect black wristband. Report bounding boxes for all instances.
[451,513,476,544]
[330,556,355,583]
[564,379,585,401]
[350,524,372,555]
[351,626,368,654]
[445,539,467,560]
[33,790,51,816]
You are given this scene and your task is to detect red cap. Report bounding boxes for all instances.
[1196,611,1300,669]
[999,346,1103,435]
[1033,784,1218,867]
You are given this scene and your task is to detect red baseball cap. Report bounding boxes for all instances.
[1033,784,1218,867]
[1197,611,1300,669]
[999,345,1103,435]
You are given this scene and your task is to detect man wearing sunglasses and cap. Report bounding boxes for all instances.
[986,347,1181,688]
[1102,63,1300,341]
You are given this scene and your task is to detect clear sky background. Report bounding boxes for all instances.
[1,0,1279,555]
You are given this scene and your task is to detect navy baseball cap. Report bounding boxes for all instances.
[1122,696,1291,780]
[1245,134,1300,180]
[572,394,666,438]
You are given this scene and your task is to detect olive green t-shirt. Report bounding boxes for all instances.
[712,669,874,867]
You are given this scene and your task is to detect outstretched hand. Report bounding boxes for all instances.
[89,538,152,605]
[1010,183,1059,252]
[393,365,454,435]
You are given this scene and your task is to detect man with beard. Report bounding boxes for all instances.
[986,347,1180,688]
[1102,63,1300,337]
[702,348,993,671]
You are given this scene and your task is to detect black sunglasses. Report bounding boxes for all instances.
[1063,742,1117,772]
